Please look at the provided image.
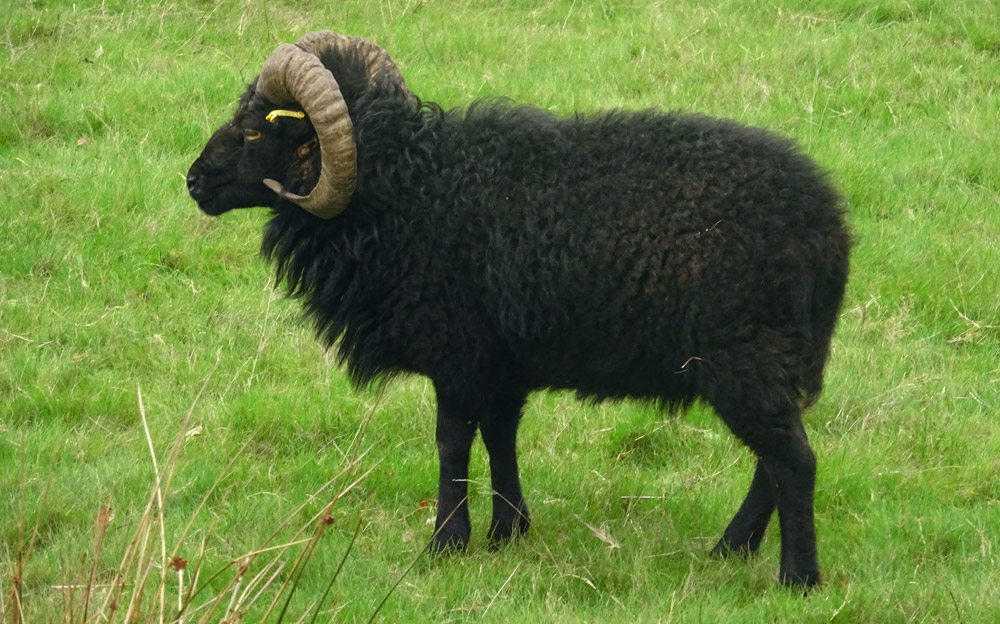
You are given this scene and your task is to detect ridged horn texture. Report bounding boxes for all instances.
[255,31,406,218]
[295,30,408,94]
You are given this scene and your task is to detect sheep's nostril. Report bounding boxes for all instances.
[187,173,209,200]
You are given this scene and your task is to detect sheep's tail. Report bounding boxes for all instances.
[799,227,852,409]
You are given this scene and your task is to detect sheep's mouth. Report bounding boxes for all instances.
[196,198,233,216]
[190,182,275,216]
[188,182,233,216]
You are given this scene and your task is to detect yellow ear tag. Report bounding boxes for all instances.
[265,109,306,123]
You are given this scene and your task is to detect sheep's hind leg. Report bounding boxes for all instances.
[764,420,820,588]
[430,389,478,553]
[711,459,775,558]
[480,393,530,547]
[719,406,820,588]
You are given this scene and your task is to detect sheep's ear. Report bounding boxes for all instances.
[265,109,306,124]
[265,109,313,138]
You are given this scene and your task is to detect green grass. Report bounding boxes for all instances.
[2,0,999,621]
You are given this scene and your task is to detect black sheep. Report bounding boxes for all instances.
[187,31,851,587]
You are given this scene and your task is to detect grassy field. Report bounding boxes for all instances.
[2,0,999,621]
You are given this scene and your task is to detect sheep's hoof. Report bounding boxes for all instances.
[428,534,467,555]
[485,523,530,550]
[486,510,530,549]
[779,568,820,591]
[429,521,470,555]
[709,539,757,559]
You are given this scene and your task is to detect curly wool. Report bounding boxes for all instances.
[260,51,851,419]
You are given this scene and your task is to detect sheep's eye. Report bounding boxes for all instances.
[243,128,262,141]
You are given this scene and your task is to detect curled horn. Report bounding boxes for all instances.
[256,31,405,218]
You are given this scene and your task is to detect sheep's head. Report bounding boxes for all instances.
[187,31,405,219]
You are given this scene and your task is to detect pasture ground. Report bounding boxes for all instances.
[2,0,999,621]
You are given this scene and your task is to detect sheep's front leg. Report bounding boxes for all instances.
[431,392,477,553]
[480,393,530,546]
